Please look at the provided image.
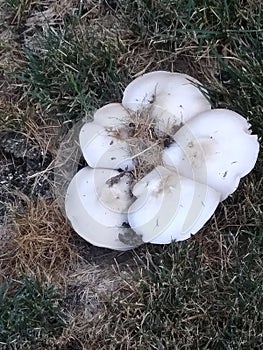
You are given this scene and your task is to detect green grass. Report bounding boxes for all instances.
[16,20,128,122]
[83,231,263,349]
[117,0,261,44]
[0,275,66,349]
[4,0,30,12]
[13,0,263,123]
[207,31,263,164]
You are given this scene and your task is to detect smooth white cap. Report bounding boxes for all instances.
[122,71,211,134]
[128,166,220,243]
[65,167,137,250]
[93,103,130,127]
[79,103,133,170]
[163,109,260,200]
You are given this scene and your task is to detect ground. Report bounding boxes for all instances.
[0,1,262,349]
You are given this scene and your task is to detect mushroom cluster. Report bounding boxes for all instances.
[65,71,259,250]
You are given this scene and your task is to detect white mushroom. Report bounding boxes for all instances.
[122,71,211,134]
[65,166,137,250]
[163,109,259,200]
[79,103,134,170]
[128,166,221,244]
[64,71,259,250]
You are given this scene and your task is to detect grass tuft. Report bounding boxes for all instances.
[0,275,66,350]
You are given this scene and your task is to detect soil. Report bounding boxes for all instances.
[0,131,53,223]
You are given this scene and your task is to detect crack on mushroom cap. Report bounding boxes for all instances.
[105,170,132,187]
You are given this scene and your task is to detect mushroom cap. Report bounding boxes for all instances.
[93,103,130,127]
[122,71,211,134]
[128,166,220,243]
[65,166,136,250]
[79,103,133,170]
[163,109,260,200]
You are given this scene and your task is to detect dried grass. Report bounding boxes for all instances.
[54,265,136,350]
[24,109,61,154]
[25,0,79,27]
[65,264,131,319]
[0,25,26,106]
[0,199,79,284]
[0,98,23,131]
[0,28,24,70]
[126,107,163,181]
[110,106,175,182]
